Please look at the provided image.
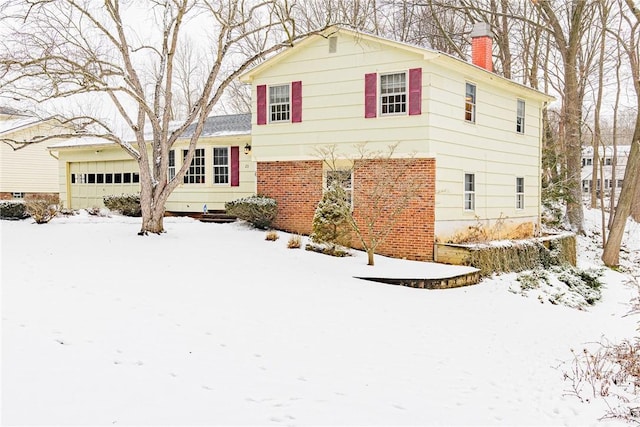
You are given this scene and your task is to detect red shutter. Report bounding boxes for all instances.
[291,81,302,123]
[257,85,267,125]
[231,146,239,187]
[364,73,377,118]
[409,68,422,116]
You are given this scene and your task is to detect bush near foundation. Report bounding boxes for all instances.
[103,193,141,217]
[26,195,60,224]
[225,195,277,229]
[0,200,29,220]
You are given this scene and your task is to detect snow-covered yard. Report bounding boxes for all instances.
[1,210,638,426]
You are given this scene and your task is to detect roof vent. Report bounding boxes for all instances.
[329,36,337,53]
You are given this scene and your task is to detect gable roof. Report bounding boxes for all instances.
[240,26,552,102]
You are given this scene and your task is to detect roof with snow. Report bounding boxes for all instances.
[0,106,27,116]
[49,113,251,149]
[184,113,251,138]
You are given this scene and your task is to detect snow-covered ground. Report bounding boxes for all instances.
[1,209,638,426]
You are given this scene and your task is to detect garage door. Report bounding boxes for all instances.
[68,160,140,209]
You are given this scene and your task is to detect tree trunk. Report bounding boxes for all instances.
[140,208,165,235]
[564,60,585,234]
[138,183,167,235]
[633,170,640,222]
[602,123,640,266]
[367,248,375,266]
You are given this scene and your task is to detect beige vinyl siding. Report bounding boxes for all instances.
[0,121,60,193]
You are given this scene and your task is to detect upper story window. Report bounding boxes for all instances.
[464,173,475,210]
[465,83,476,123]
[516,99,525,134]
[604,157,612,166]
[213,147,229,184]
[183,148,205,184]
[269,84,290,123]
[168,149,176,181]
[380,72,407,115]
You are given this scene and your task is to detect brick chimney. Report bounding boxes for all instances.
[470,22,493,72]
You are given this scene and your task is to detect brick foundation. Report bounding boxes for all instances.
[0,192,59,201]
[258,158,436,261]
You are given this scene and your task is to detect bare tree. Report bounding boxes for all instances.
[319,144,427,266]
[0,0,325,235]
[602,0,640,266]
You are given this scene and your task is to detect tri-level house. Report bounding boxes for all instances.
[239,25,553,261]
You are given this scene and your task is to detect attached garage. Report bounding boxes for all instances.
[49,114,256,212]
[67,160,140,209]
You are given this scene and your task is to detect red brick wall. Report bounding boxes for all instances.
[0,192,59,201]
[257,161,323,234]
[352,158,435,261]
[257,158,436,261]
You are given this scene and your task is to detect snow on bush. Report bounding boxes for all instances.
[25,195,60,224]
[511,265,603,309]
[103,193,141,217]
[0,200,28,220]
[225,195,276,229]
[310,182,352,256]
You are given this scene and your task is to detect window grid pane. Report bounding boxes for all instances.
[213,147,229,184]
[381,73,407,115]
[269,85,290,122]
[516,99,525,134]
[465,83,476,123]
[516,177,524,209]
[326,169,353,208]
[183,148,206,184]
[464,173,475,210]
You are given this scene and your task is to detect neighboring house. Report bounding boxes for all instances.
[48,114,255,211]
[581,145,631,195]
[239,25,553,261]
[0,107,62,200]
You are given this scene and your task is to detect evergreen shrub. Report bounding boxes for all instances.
[0,200,28,220]
[225,195,277,229]
[103,193,141,217]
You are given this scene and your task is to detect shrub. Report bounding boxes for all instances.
[287,235,302,249]
[104,193,141,217]
[26,195,60,224]
[265,230,279,241]
[0,200,28,220]
[310,182,352,254]
[225,195,277,229]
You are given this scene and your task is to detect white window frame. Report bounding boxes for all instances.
[12,192,24,199]
[183,148,206,184]
[516,177,525,210]
[213,147,230,185]
[516,99,525,134]
[465,82,476,123]
[168,149,176,182]
[464,173,475,211]
[380,72,407,116]
[325,169,353,209]
[269,84,291,123]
